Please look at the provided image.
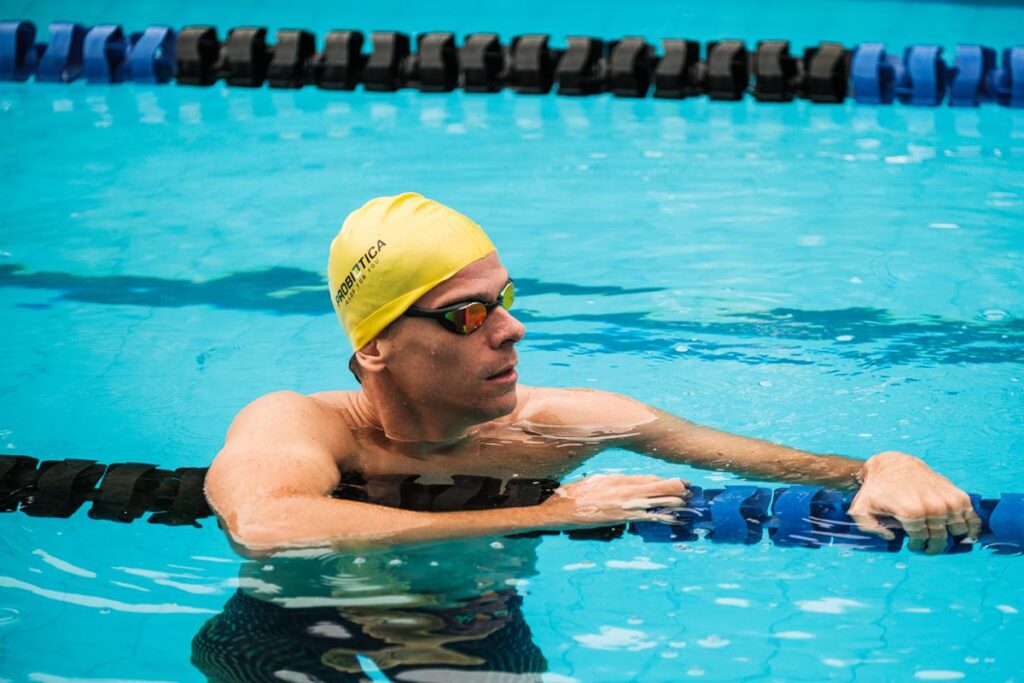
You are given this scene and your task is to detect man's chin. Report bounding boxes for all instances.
[495,395,518,418]
[479,390,518,421]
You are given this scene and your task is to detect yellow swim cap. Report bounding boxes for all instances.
[327,193,497,350]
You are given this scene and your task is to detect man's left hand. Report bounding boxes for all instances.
[848,451,982,555]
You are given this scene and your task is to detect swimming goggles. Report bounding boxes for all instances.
[404,280,515,335]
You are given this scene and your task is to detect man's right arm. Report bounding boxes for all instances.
[205,391,688,554]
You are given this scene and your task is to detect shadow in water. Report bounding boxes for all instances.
[0,264,659,316]
[2,263,1020,367]
[1,263,330,315]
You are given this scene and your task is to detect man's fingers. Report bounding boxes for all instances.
[849,513,895,541]
[900,516,930,552]
[643,512,678,523]
[603,474,672,484]
[630,480,690,498]
[965,507,983,541]
[623,495,687,511]
[946,510,970,538]
[641,495,689,509]
[898,515,948,554]
[924,517,949,555]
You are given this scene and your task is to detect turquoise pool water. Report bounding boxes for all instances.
[2,1,1023,681]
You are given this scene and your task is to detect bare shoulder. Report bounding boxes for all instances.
[512,385,657,435]
[225,390,351,443]
[209,390,356,497]
[206,391,358,543]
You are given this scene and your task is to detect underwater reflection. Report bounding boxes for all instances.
[192,587,545,681]
[192,536,548,681]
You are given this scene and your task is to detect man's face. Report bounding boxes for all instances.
[376,252,526,422]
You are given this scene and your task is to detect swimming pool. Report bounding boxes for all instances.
[2,0,1023,680]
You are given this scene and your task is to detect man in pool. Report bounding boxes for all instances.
[197,192,981,680]
[207,191,980,555]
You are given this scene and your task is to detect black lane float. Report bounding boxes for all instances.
[1,455,1022,555]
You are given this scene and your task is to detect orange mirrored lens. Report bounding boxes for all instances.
[447,302,488,334]
[440,283,513,334]
[462,303,488,332]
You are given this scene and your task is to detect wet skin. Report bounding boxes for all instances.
[230,403,604,610]
[201,250,985,679]
[206,252,983,568]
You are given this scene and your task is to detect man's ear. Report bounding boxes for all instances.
[355,339,387,375]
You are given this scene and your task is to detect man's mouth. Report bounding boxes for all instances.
[485,364,518,382]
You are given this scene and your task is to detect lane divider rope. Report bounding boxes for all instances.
[1,21,1021,106]
[1,455,1021,555]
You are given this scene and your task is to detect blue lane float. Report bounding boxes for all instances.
[949,44,996,106]
[895,45,948,106]
[852,43,899,104]
[993,46,1024,107]
[0,20,43,80]
[83,24,130,83]
[1,20,175,84]
[35,21,85,82]
[1,455,1022,555]
[127,26,176,84]
[1,19,1022,107]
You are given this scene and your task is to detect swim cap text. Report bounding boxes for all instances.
[335,239,387,307]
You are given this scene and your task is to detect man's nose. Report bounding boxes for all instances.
[489,306,526,346]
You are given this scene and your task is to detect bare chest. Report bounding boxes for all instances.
[345,427,600,484]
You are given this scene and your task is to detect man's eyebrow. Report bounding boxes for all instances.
[435,279,510,307]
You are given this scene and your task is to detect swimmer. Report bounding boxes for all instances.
[206,192,982,557]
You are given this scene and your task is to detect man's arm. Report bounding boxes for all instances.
[205,391,688,554]
[527,387,981,554]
